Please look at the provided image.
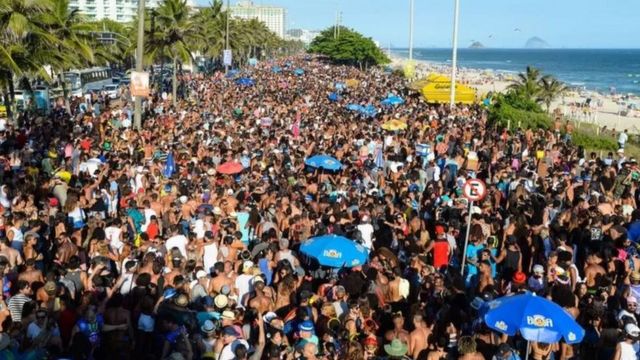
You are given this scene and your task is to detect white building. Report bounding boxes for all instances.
[285,28,320,45]
[226,0,286,38]
[69,0,196,23]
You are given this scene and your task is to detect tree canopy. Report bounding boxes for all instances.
[308,26,389,69]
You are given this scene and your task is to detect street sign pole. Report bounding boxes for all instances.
[460,178,487,276]
[460,199,473,275]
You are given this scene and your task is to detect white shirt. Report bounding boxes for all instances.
[357,223,374,251]
[619,132,629,145]
[203,242,219,274]
[235,274,254,307]
[105,226,124,252]
[166,234,189,258]
[218,338,249,360]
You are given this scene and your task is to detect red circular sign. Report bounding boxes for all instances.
[463,178,487,202]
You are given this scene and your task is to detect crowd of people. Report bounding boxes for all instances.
[1,55,640,360]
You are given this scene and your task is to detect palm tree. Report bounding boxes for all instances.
[191,0,225,67]
[507,65,542,101]
[0,0,57,118]
[148,0,195,107]
[537,75,567,112]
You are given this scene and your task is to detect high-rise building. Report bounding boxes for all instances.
[285,28,320,45]
[68,0,196,23]
[226,0,286,38]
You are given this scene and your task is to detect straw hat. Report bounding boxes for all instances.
[384,339,408,357]
[221,310,235,321]
[631,271,640,282]
[214,294,228,309]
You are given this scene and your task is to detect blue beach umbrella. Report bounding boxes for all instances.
[335,82,346,91]
[360,104,378,117]
[484,292,585,346]
[305,154,342,171]
[381,95,405,106]
[235,77,255,86]
[272,66,282,73]
[294,68,305,76]
[300,234,368,268]
[328,92,340,102]
[346,103,363,112]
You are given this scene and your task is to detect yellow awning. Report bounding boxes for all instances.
[421,81,477,104]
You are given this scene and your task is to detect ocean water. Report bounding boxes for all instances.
[392,48,640,95]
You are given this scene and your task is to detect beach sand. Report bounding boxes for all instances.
[392,56,640,133]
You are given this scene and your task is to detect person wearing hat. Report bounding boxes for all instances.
[613,323,640,360]
[528,265,547,294]
[236,260,255,307]
[191,270,210,303]
[218,326,249,360]
[197,320,217,358]
[384,338,409,359]
[247,275,273,313]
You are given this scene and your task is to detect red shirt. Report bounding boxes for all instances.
[433,240,450,269]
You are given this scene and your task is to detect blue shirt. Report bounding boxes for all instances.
[629,220,640,242]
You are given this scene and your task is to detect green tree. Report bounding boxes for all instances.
[537,75,567,112]
[309,26,389,69]
[507,65,542,101]
[146,0,195,107]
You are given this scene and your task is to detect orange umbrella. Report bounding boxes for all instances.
[216,161,244,175]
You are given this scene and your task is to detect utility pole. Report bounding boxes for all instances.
[134,0,145,130]
[334,10,338,39]
[409,0,414,62]
[337,12,342,38]
[449,0,461,109]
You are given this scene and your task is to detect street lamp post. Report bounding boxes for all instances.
[409,0,414,62]
[449,0,460,109]
[134,0,145,130]
[225,0,230,73]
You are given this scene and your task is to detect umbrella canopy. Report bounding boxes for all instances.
[305,155,342,171]
[235,77,255,86]
[272,66,282,73]
[328,92,340,102]
[216,161,244,175]
[381,119,408,131]
[225,69,239,78]
[300,234,368,268]
[484,292,585,344]
[294,68,305,76]
[381,95,405,106]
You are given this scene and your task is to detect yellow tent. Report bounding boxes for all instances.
[421,81,477,104]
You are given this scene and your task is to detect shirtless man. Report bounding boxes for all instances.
[164,257,183,287]
[209,262,234,295]
[387,267,405,303]
[386,312,409,344]
[248,277,274,313]
[584,252,606,291]
[55,233,78,266]
[409,314,431,360]
[0,238,23,270]
[17,259,44,286]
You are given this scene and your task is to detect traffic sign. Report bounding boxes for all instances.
[462,178,486,202]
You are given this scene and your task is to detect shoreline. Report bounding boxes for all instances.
[390,53,640,133]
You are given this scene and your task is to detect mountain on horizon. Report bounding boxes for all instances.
[469,41,485,49]
[525,37,551,49]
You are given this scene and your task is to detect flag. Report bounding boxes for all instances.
[163,152,175,178]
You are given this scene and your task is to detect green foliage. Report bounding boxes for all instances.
[308,26,389,68]
[571,130,618,152]
[500,91,543,113]
[489,101,552,129]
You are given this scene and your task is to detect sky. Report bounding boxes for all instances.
[195,0,640,48]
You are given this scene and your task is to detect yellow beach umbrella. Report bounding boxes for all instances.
[381,119,408,131]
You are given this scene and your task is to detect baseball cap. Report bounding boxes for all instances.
[626,323,640,338]
[242,260,254,273]
[628,296,638,305]
[532,264,544,275]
